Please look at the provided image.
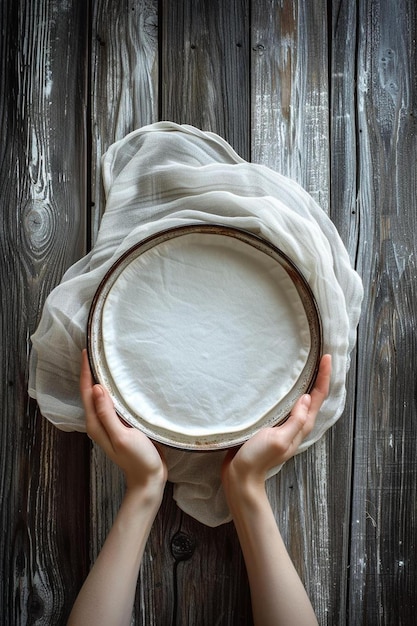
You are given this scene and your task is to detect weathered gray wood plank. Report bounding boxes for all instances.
[159,0,251,160]
[330,0,360,258]
[251,0,330,209]
[88,0,160,536]
[0,0,90,622]
[173,512,252,625]
[88,2,179,625]
[251,3,347,624]
[158,2,254,623]
[327,1,361,623]
[90,0,159,235]
[136,484,179,626]
[350,0,417,623]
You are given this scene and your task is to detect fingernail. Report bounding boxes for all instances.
[301,394,311,407]
[93,384,104,398]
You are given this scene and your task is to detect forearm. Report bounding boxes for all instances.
[226,480,318,626]
[67,485,164,626]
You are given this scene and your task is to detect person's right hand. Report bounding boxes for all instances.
[222,354,332,493]
[220,357,331,626]
[80,349,167,495]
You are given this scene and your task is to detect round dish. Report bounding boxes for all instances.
[87,224,322,450]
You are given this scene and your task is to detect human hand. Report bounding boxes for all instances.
[80,349,167,496]
[222,354,332,493]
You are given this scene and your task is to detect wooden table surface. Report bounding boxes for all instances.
[1,1,416,624]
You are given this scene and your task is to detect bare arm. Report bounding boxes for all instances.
[222,355,332,626]
[67,350,167,626]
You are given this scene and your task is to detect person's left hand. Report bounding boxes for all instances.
[80,349,167,494]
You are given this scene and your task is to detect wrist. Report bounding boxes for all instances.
[223,467,268,516]
[125,475,166,511]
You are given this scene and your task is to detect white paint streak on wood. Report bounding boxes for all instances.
[252,2,338,622]
[88,3,165,624]
[351,1,417,621]
[90,0,159,237]
[251,0,329,212]
[3,0,417,623]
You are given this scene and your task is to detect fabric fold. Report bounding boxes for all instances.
[29,122,363,527]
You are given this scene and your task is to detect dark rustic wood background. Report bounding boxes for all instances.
[1,0,416,624]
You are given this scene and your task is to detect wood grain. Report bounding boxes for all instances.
[0,0,90,622]
[251,0,330,209]
[155,2,255,623]
[90,0,159,236]
[2,0,417,623]
[327,1,361,623]
[251,2,344,623]
[88,2,174,625]
[159,0,251,160]
[350,0,417,623]
[172,513,252,626]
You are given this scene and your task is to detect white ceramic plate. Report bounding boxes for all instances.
[87,224,322,450]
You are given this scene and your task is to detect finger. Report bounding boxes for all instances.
[309,353,332,416]
[263,397,312,464]
[152,441,167,466]
[92,384,126,446]
[80,350,113,449]
[80,349,96,420]
[80,348,93,390]
[278,393,311,441]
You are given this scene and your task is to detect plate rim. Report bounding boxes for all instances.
[87,223,322,451]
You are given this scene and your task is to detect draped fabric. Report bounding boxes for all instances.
[29,122,363,526]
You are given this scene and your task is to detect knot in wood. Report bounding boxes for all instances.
[28,592,44,620]
[252,43,265,55]
[23,200,53,248]
[170,531,196,562]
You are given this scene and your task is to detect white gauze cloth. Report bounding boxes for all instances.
[29,122,363,527]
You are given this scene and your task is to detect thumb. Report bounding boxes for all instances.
[92,385,115,422]
[300,393,312,410]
